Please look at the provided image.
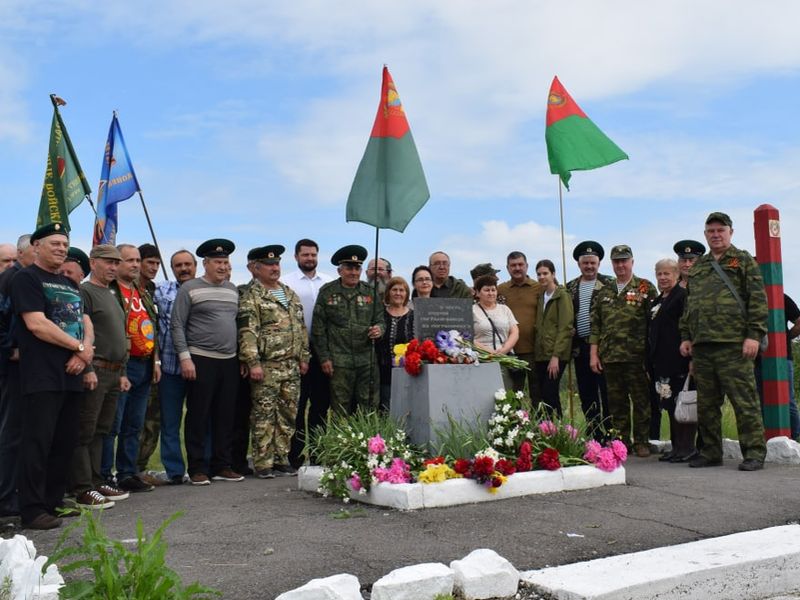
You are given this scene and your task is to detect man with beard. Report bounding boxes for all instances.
[154,250,197,484]
[283,239,333,467]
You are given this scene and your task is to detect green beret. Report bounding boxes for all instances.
[31,222,68,243]
[573,241,604,261]
[673,240,706,258]
[65,247,90,276]
[331,245,367,266]
[470,263,500,280]
[610,244,633,259]
[249,245,285,264]
[196,238,235,258]
[705,212,732,227]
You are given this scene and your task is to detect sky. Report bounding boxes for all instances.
[2,1,800,294]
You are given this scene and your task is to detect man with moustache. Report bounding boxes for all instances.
[154,250,197,484]
[428,251,473,299]
[101,244,160,493]
[70,245,130,510]
[566,242,613,440]
[12,223,94,529]
[365,257,392,298]
[171,239,243,485]
[0,234,36,518]
[283,239,334,467]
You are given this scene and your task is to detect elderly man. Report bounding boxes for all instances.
[70,245,130,510]
[566,242,613,440]
[172,239,243,485]
[497,252,540,397]
[239,245,309,478]
[680,212,768,471]
[12,223,94,529]
[154,250,197,484]
[428,251,472,299]
[0,243,15,272]
[0,234,36,518]
[283,239,334,467]
[312,245,384,414]
[674,240,706,288]
[590,244,657,457]
[366,257,392,297]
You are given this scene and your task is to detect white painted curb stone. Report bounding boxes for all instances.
[371,563,454,600]
[0,534,63,600]
[521,524,800,600]
[298,465,625,510]
[450,548,519,599]
[274,573,363,600]
[766,436,800,464]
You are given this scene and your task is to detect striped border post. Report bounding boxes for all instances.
[753,204,790,438]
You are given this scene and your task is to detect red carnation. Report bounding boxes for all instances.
[516,441,533,472]
[537,448,561,471]
[495,458,516,476]
[453,458,472,476]
[406,339,419,353]
[419,339,440,362]
[491,476,503,488]
[404,352,422,376]
[424,456,445,466]
[472,455,495,477]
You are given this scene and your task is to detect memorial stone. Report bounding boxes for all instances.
[413,297,473,341]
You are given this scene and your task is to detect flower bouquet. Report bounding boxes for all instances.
[437,329,530,372]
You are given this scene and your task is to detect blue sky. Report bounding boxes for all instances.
[2,1,800,293]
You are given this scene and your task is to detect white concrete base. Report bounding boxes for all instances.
[371,562,454,600]
[450,548,519,599]
[521,524,800,600]
[275,573,363,600]
[766,436,800,464]
[298,464,625,510]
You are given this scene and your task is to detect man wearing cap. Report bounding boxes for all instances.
[498,252,541,397]
[566,242,613,440]
[172,239,243,485]
[674,240,706,288]
[312,245,384,414]
[590,244,657,456]
[12,223,94,529]
[680,212,768,471]
[154,249,197,484]
[428,251,473,299]
[70,245,130,510]
[101,244,160,493]
[238,245,309,478]
[59,247,90,286]
[134,243,165,484]
[283,239,334,467]
[0,234,36,518]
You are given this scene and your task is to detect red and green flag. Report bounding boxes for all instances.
[346,66,430,233]
[545,76,628,189]
[36,95,92,231]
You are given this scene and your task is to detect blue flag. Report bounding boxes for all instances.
[93,113,140,245]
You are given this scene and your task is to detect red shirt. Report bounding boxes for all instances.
[119,284,155,358]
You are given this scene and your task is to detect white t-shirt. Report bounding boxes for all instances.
[472,303,518,350]
[282,269,334,331]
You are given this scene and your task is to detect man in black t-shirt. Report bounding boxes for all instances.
[12,223,94,530]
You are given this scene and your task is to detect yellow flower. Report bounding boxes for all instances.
[417,463,462,484]
[487,472,507,494]
[393,343,409,366]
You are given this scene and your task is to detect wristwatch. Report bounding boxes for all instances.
[77,342,85,353]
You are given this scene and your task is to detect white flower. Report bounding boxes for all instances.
[501,403,511,413]
[340,461,349,469]
[493,438,503,447]
[526,431,534,439]
[403,450,411,460]
[494,389,506,401]
[343,497,350,504]
[358,488,367,496]
[476,447,500,461]
[515,391,524,400]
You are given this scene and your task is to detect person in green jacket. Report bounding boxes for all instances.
[533,260,573,417]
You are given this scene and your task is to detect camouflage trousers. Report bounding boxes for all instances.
[250,360,300,470]
[603,362,651,446]
[136,384,160,473]
[330,363,378,415]
[693,343,766,462]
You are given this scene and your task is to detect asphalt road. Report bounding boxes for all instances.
[17,458,800,599]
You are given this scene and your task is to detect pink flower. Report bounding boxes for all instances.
[349,473,362,491]
[538,420,557,436]
[594,448,619,472]
[373,458,411,484]
[609,439,628,462]
[565,424,578,440]
[583,439,602,462]
[368,434,387,455]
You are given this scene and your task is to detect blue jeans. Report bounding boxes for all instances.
[159,372,187,478]
[102,358,152,481]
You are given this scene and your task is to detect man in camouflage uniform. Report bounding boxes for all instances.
[680,212,768,471]
[590,244,657,456]
[238,245,309,479]
[312,245,384,414]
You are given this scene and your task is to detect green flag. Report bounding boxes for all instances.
[37,96,91,230]
[545,76,628,189]
[346,67,430,233]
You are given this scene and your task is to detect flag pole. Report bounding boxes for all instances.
[369,225,381,407]
[137,190,170,280]
[557,177,575,422]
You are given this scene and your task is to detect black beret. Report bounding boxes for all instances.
[65,247,90,276]
[31,222,68,243]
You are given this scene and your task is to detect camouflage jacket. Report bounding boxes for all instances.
[311,279,384,368]
[237,281,309,367]
[679,245,768,344]
[589,275,657,363]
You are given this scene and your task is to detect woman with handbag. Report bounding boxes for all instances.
[533,260,573,417]
[648,259,697,462]
[472,273,519,390]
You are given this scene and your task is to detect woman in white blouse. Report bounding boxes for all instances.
[472,274,519,390]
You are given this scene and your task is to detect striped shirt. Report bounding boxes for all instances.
[576,279,595,338]
[170,277,239,360]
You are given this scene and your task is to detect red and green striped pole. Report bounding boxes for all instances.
[753,204,790,438]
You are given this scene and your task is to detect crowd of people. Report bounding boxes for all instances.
[0,210,790,530]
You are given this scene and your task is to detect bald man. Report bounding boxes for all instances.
[0,244,16,273]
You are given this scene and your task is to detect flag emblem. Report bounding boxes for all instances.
[548,92,565,107]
